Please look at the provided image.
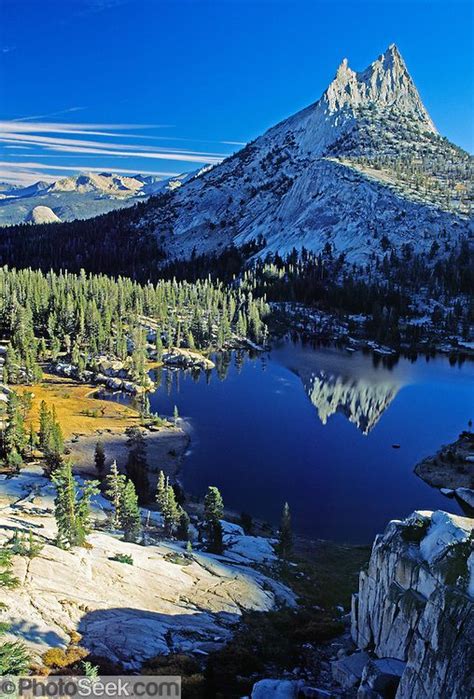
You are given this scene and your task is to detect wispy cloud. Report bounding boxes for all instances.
[0,167,57,186]
[0,120,243,185]
[12,107,87,122]
[0,121,226,164]
[1,121,173,134]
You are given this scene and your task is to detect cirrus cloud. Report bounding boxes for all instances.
[0,119,238,184]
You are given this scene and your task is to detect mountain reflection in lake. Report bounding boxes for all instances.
[115,340,474,543]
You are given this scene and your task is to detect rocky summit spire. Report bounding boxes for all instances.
[323,44,437,133]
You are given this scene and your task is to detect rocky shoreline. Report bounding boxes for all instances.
[415,431,474,515]
[67,423,190,486]
[270,302,474,360]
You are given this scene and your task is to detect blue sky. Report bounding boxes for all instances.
[0,0,472,185]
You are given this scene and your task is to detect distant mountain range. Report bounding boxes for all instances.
[0,171,196,226]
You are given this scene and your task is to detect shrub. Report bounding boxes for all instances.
[0,624,31,675]
[0,638,31,675]
[9,531,44,559]
[163,552,192,566]
[42,648,70,669]
[82,660,99,678]
[0,548,20,589]
[110,553,134,566]
[42,645,88,669]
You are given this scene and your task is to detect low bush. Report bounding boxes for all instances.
[110,553,134,565]
[42,645,88,669]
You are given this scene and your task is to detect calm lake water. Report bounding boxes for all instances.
[134,341,473,543]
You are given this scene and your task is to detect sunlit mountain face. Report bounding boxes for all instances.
[271,341,409,434]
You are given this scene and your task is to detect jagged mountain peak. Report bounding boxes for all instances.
[323,44,436,132]
[136,44,470,266]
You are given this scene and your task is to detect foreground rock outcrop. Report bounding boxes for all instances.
[350,510,473,698]
[0,468,294,670]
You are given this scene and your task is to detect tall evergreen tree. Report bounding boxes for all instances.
[39,402,65,474]
[156,470,167,511]
[156,470,180,537]
[105,460,126,528]
[3,391,27,470]
[204,486,225,553]
[162,481,179,537]
[52,460,99,548]
[177,507,191,542]
[38,400,51,451]
[119,480,142,542]
[204,486,224,523]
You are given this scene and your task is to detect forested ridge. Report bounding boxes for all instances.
[0,266,269,385]
[0,199,472,351]
[0,194,170,281]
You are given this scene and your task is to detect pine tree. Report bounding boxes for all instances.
[38,400,51,451]
[0,547,19,589]
[155,332,163,361]
[75,479,101,543]
[3,391,27,470]
[105,460,126,528]
[42,404,65,475]
[162,480,179,537]
[52,459,99,548]
[156,470,167,511]
[94,440,106,477]
[130,327,148,386]
[276,502,293,560]
[136,393,151,421]
[44,406,64,474]
[204,486,224,523]
[51,460,78,548]
[119,480,142,542]
[49,406,64,454]
[4,344,20,383]
[204,486,224,553]
[177,508,190,541]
